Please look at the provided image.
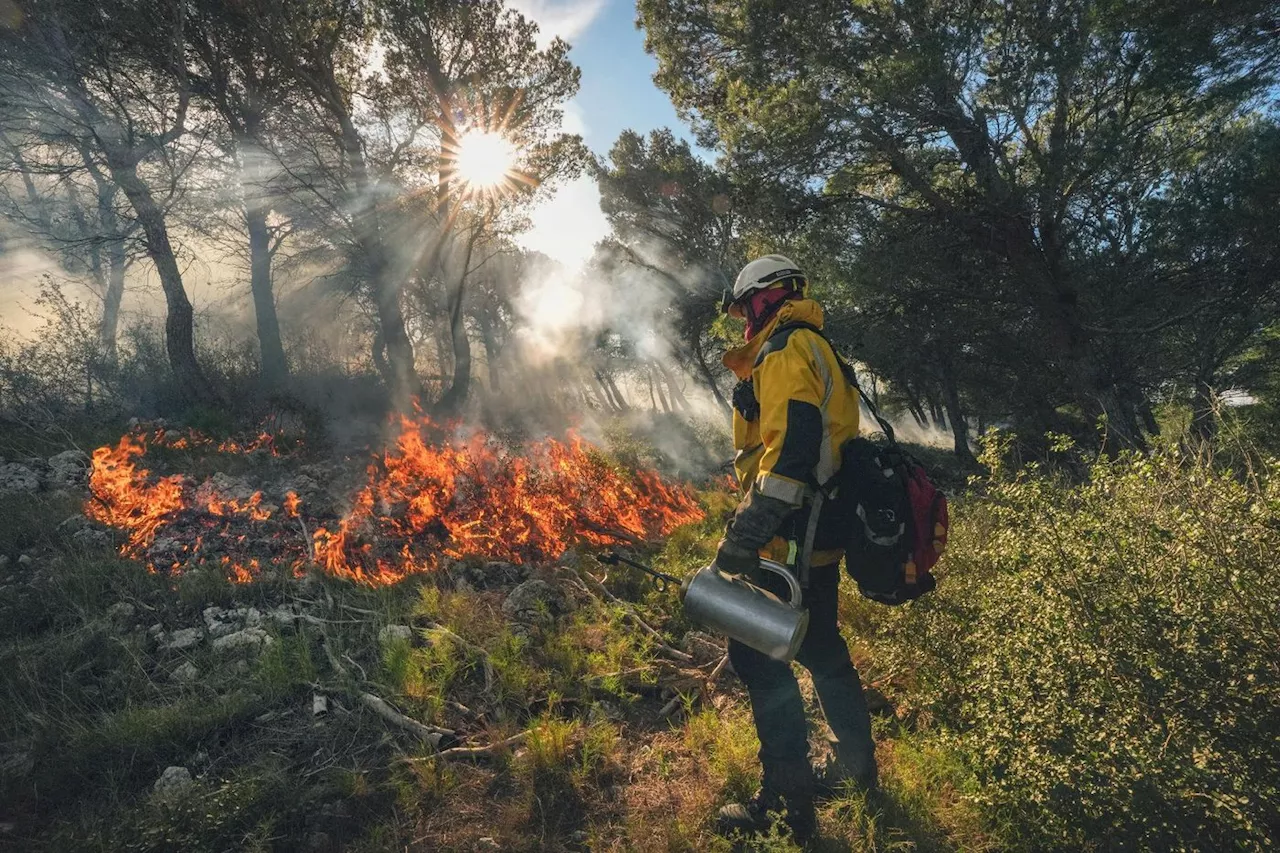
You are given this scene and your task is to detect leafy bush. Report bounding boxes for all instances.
[854,433,1280,851]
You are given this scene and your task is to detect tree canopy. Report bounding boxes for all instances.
[638,0,1280,450]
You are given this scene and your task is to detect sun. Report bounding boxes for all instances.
[452,130,516,190]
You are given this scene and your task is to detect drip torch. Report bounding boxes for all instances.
[598,551,809,662]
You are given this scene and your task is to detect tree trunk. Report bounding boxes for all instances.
[325,71,417,404]
[433,328,450,379]
[592,373,614,411]
[1097,386,1148,452]
[245,207,288,387]
[605,373,629,412]
[1191,382,1218,443]
[435,297,471,416]
[435,230,478,416]
[692,333,730,412]
[579,369,610,411]
[371,268,417,404]
[371,324,389,379]
[477,313,501,392]
[929,398,946,430]
[1138,400,1160,436]
[85,165,124,362]
[108,158,211,401]
[99,237,126,362]
[941,370,977,466]
[656,361,691,412]
[654,372,671,412]
[594,372,626,412]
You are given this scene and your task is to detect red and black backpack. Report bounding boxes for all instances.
[773,322,949,605]
[836,431,948,605]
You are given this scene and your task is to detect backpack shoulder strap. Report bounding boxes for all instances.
[768,322,898,445]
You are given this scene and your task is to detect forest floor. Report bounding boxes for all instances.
[0,423,985,853]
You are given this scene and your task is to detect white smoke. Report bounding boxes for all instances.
[0,244,99,335]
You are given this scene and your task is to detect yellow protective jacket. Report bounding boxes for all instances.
[722,298,860,566]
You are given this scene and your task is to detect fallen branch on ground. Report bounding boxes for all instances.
[436,729,532,760]
[321,639,351,680]
[325,602,496,694]
[335,601,381,618]
[297,517,314,562]
[398,728,537,762]
[706,653,730,684]
[660,654,730,720]
[359,692,454,748]
[582,523,645,546]
[446,699,479,721]
[320,638,453,748]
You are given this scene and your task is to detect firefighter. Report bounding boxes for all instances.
[713,255,878,843]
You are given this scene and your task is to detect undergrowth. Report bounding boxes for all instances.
[848,433,1280,851]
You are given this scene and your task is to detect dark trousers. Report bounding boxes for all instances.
[728,562,875,786]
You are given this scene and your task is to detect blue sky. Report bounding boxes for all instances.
[509,0,702,268]
[557,1,697,154]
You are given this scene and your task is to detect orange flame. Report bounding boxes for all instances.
[86,415,704,586]
[310,416,703,584]
[87,436,186,553]
[146,426,291,456]
[207,491,272,521]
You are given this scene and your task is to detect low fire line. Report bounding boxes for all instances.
[85,416,706,585]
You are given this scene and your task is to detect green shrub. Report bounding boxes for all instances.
[855,434,1280,850]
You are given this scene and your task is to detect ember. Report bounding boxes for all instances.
[146,426,292,455]
[86,416,704,585]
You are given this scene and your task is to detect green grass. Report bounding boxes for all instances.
[254,631,318,700]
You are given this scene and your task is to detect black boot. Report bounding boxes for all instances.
[717,760,817,843]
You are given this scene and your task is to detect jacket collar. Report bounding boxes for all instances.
[722,299,825,380]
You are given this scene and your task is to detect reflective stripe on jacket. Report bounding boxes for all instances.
[722,298,860,564]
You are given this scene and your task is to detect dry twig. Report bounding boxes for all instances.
[296,516,314,562]
[436,729,532,760]
[660,654,730,720]
[359,692,453,748]
[321,638,451,746]
[400,728,537,762]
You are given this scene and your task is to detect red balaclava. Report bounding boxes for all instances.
[742,286,800,341]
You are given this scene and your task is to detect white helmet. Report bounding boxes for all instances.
[723,255,806,312]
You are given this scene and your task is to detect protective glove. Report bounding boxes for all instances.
[714,534,762,583]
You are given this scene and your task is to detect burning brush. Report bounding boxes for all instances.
[85,415,705,585]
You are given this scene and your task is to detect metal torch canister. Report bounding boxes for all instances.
[679,559,809,662]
